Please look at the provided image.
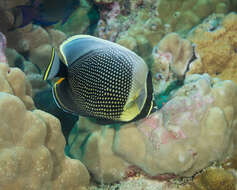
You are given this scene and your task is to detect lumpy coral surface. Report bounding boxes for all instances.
[0,64,90,190]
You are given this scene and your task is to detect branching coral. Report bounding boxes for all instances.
[186,12,237,84]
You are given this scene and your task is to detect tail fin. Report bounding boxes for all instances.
[43,47,67,80]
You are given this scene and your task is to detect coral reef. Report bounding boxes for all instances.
[1,1,237,189]
[68,73,237,183]
[187,12,237,84]
[0,63,90,190]
[95,0,236,58]
[154,33,193,78]
[0,0,28,9]
[6,25,66,57]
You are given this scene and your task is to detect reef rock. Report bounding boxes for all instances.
[68,73,237,183]
[187,12,237,84]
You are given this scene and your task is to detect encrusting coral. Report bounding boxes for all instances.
[187,12,237,84]
[68,73,237,184]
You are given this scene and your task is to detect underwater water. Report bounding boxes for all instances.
[0,0,237,190]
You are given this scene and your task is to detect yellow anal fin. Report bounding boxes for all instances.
[52,78,78,116]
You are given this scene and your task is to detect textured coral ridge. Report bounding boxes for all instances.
[68,73,237,183]
[0,64,90,190]
[187,12,237,84]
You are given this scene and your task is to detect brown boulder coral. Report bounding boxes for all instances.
[187,12,237,84]
[0,63,90,189]
[0,94,90,190]
[0,63,34,110]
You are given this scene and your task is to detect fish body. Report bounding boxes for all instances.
[43,35,154,124]
[10,0,80,29]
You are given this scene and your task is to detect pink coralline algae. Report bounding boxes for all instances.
[0,32,7,64]
[97,2,121,41]
[130,74,236,177]
[138,78,214,152]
